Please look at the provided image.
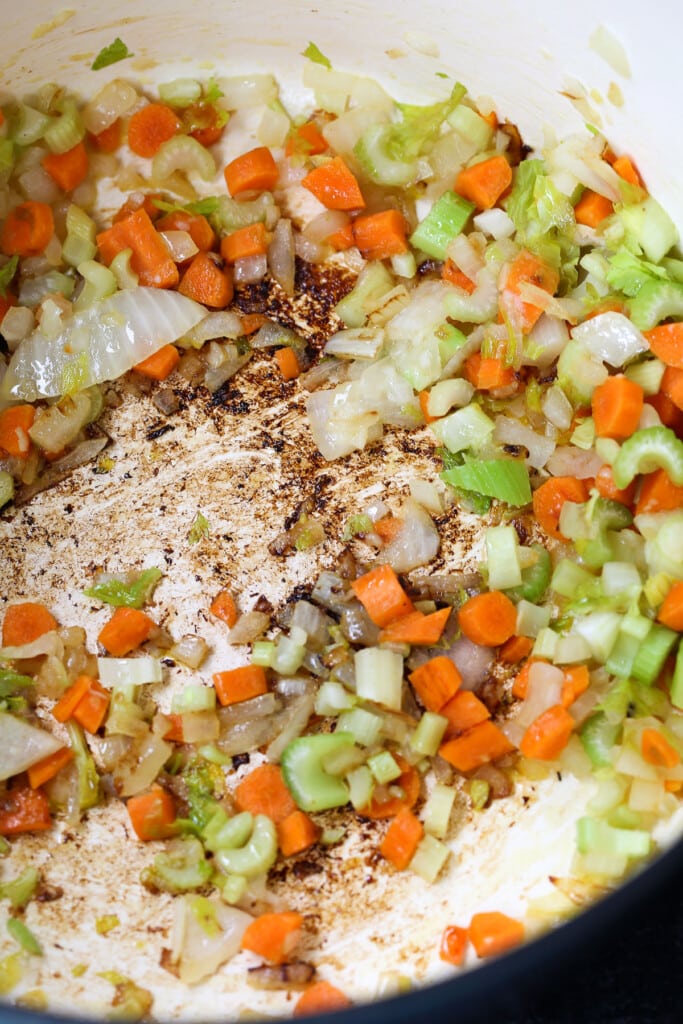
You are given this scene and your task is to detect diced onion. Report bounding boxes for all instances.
[572,312,648,368]
[1,306,35,347]
[493,416,556,470]
[233,254,268,285]
[172,895,252,985]
[473,208,515,239]
[97,657,163,686]
[303,210,349,245]
[83,79,139,134]
[524,315,570,368]
[160,230,199,264]
[379,498,439,572]
[0,712,64,781]
[218,75,277,109]
[546,445,604,479]
[179,310,244,348]
[268,219,295,296]
[227,612,270,644]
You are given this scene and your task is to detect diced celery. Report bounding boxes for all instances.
[437,322,468,365]
[109,248,139,290]
[630,624,678,685]
[171,685,216,714]
[644,573,675,610]
[601,561,642,597]
[368,750,402,785]
[431,403,495,454]
[448,104,493,149]
[314,680,356,716]
[557,337,608,405]
[43,99,85,154]
[335,261,394,328]
[469,778,490,810]
[624,358,666,396]
[421,783,456,839]
[576,816,651,860]
[158,78,203,107]
[506,544,552,604]
[485,525,522,590]
[322,743,365,777]
[604,630,641,679]
[553,635,593,665]
[410,712,449,757]
[0,472,14,510]
[346,765,374,810]
[251,641,275,668]
[336,707,383,747]
[97,657,162,686]
[594,437,620,466]
[532,628,558,660]
[354,647,404,711]
[280,733,354,812]
[515,599,551,639]
[612,426,683,490]
[410,191,475,260]
[0,867,40,909]
[670,645,683,711]
[619,611,653,642]
[570,417,596,450]
[214,815,278,878]
[409,834,450,883]
[618,195,678,264]
[271,630,306,675]
[218,874,248,904]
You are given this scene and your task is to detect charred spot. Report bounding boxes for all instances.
[416,258,442,278]
[510,518,530,544]
[211,388,251,415]
[284,496,315,532]
[499,120,530,167]
[286,583,313,605]
[232,752,250,769]
[36,883,64,902]
[502,444,525,457]
[161,658,176,667]
[291,858,324,879]
[538,367,558,385]
[145,423,175,441]
[253,594,274,614]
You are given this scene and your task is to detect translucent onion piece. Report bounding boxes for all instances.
[493,416,556,470]
[379,498,439,572]
[0,712,65,781]
[173,896,252,985]
[83,79,139,135]
[160,230,199,264]
[444,635,494,690]
[303,210,349,245]
[217,75,277,109]
[3,287,206,401]
[179,310,244,348]
[117,733,173,797]
[233,254,268,285]
[268,219,295,296]
[0,630,63,661]
[1,306,35,346]
[546,445,604,479]
[572,311,648,368]
[227,612,271,644]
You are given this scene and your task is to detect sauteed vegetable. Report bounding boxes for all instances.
[0,41,683,1016]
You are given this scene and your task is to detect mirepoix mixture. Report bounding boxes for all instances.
[0,37,683,1017]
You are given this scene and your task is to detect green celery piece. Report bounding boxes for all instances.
[0,472,13,510]
[576,816,651,860]
[0,867,40,909]
[618,196,678,264]
[557,337,607,406]
[0,670,33,698]
[441,457,531,506]
[670,644,683,710]
[91,37,134,71]
[83,567,163,609]
[580,712,621,768]
[437,323,468,365]
[604,630,641,679]
[354,125,419,187]
[629,279,683,330]
[280,732,354,812]
[342,514,373,541]
[630,624,678,686]
[65,721,99,812]
[0,256,18,298]
[214,814,277,878]
[302,42,332,68]
[612,426,683,489]
[438,448,492,514]
[505,544,552,603]
[183,761,224,831]
[605,247,669,297]
[409,191,475,260]
[141,837,211,894]
[505,158,579,287]
[6,918,42,956]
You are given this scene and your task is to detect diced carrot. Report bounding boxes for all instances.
[612,155,642,188]
[184,102,227,149]
[501,250,560,332]
[352,209,408,261]
[442,260,476,293]
[373,516,405,543]
[532,476,589,540]
[213,665,268,707]
[359,756,420,820]
[409,656,462,712]
[635,468,683,515]
[302,156,365,211]
[441,690,491,738]
[326,221,354,251]
[277,810,321,857]
[156,210,216,252]
[127,785,176,841]
[210,589,238,628]
[641,727,680,769]
[643,323,683,369]
[98,606,156,657]
[499,635,534,665]
[240,313,268,336]
[0,404,36,459]
[379,806,424,871]
[439,720,515,772]
[127,103,181,158]
[41,141,89,192]
[439,925,468,966]
[379,607,451,646]
[519,704,574,760]
[224,146,279,196]
[0,785,51,835]
[220,222,270,264]
[294,981,352,1016]
[53,674,96,724]
[592,374,644,440]
[458,591,517,647]
[481,110,498,130]
[72,679,110,734]
[96,208,179,289]
[163,713,185,744]
[658,581,683,631]
[113,192,163,224]
[241,910,304,964]
[27,746,74,789]
[463,353,515,390]
[274,347,300,382]
[285,121,329,159]
[593,464,637,507]
[234,763,296,823]
[455,155,512,210]
[178,252,234,308]
[468,912,524,958]
[418,389,437,425]
[2,601,57,648]
[134,344,180,381]
[574,189,614,228]
[0,201,54,258]
[665,779,683,794]
[561,665,590,708]
[90,119,122,153]
[351,564,414,628]
[661,365,683,411]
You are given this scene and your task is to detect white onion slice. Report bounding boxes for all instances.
[268,218,295,296]
[3,287,206,401]
[572,311,648,368]
[0,712,65,781]
[546,445,604,479]
[379,499,439,573]
[233,254,268,285]
[173,895,252,985]
[494,416,556,470]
